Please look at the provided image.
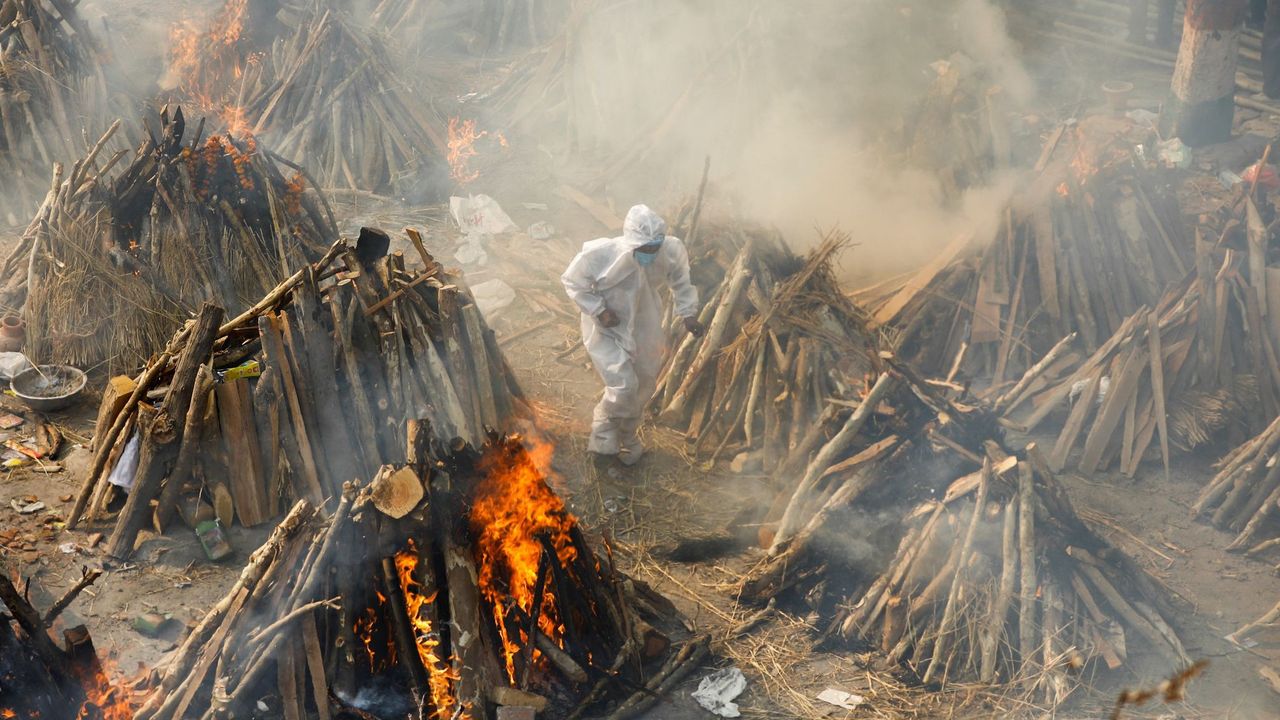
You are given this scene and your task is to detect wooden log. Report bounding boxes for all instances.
[258,311,324,503]
[92,375,137,452]
[996,332,1077,414]
[663,246,752,420]
[922,461,990,685]
[979,499,1018,682]
[153,365,215,533]
[1017,462,1038,680]
[107,304,223,559]
[216,377,272,526]
[770,372,896,552]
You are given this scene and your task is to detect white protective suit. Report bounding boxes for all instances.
[561,205,699,461]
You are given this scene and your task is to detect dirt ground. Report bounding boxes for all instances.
[9,7,1280,720]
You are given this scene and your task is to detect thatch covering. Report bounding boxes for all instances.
[0,107,336,370]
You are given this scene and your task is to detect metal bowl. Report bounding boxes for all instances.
[11,364,87,412]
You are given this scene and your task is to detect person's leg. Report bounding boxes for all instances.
[589,396,621,456]
[616,363,660,465]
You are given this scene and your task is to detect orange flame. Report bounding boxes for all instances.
[447,118,506,185]
[73,659,135,720]
[395,543,463,718]
[471,437,577,684]
[166,0,256,137]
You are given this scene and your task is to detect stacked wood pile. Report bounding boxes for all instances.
[167,0,447,193]
[650,226,879,469]
[733,361,1188,698]
[1194,414,1280,558]
[862,116,1191,383]
[0,106,337,370]
[130,432,700,720]
[0,566,133,719]
[68,228,528,560]
[0,0,114,218]
[1001,181,1280,475]
[822,446,1188,701]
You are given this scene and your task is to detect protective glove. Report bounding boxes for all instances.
[683,317,706,337]
[597,307,621,328]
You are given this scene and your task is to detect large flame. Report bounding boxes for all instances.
[73,660,134,720]
[165,0,257,138]
[471,437,578,684]
[394,543,462,719]
[447,117,506,185]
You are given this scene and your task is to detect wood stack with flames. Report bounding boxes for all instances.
[0,0,116,218]
[164,0,447,194]
[0,106,336,370]
[68,227,529,562]
[128,431,693,720]
[0,566,134,720]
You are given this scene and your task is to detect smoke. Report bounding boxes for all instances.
[552,0,1034,282]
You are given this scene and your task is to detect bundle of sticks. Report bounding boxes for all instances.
[1193,414,1280,558]
[130,431,697,720]
[0,566,131,719]
[0,0,114,218]
[0,105,337,370]
[1001,194,1277,475]
[68,227,528,561]
[650,227,878,468]
[168,0,448,193]
[862,115,1191,382]
[825,445,1188,702]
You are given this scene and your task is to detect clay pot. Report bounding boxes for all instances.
[1102,80,1134,116]
[0,314,25,353]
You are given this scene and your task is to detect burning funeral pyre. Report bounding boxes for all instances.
[0,565,134,720]
[69,227,528,561]
[164,0,448,194]
[127,432,695,720]
[0,106,337,370]
[0,0,117,218]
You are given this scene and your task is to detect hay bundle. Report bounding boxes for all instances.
[0,0,114,218]
[0,106,336,370]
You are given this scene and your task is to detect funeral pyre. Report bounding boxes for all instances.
[69,227,528,562]
[163,0,448,194]
[126,432,698,720]
[0,564,135,720]
[0,105,336,370]
[0,0,116,218]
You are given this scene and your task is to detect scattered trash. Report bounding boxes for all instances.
[527,220,555,240]
[3,457,31,469]
[691,667,747,718]
[58,541,80,554]
[471,279,517,317]
[10,499,44,514]
[1156,137,1192,169]
[450,194,517,236]
[1220,169,1245,189]
[0,413,24,430]
[1243,160,1280,190]
[816,688,865,710]
[0,352,32,381]
[131,612,171,638]
[215,360,261,383]
[1069,375,1110,406]
[195,519,233,561]
[454,235,489,266]
[107,432,141,491]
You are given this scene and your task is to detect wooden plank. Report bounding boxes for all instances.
[1146,311,1171,482]
[1247,198,1269,319]
[215,380,271,527]
[258,312,324,504]
[1246,292,1279,421]
[874,234,973,326]
[1079,346,1148,473]
[994,227,1031,385]
[1051,370,1102,472]
[819,434,900,480]
[1033,205,1061,322]
[92,375,136,452]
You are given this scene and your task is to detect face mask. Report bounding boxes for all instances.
[634,250,658,267]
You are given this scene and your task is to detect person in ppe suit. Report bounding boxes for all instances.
[561,204,704,466]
